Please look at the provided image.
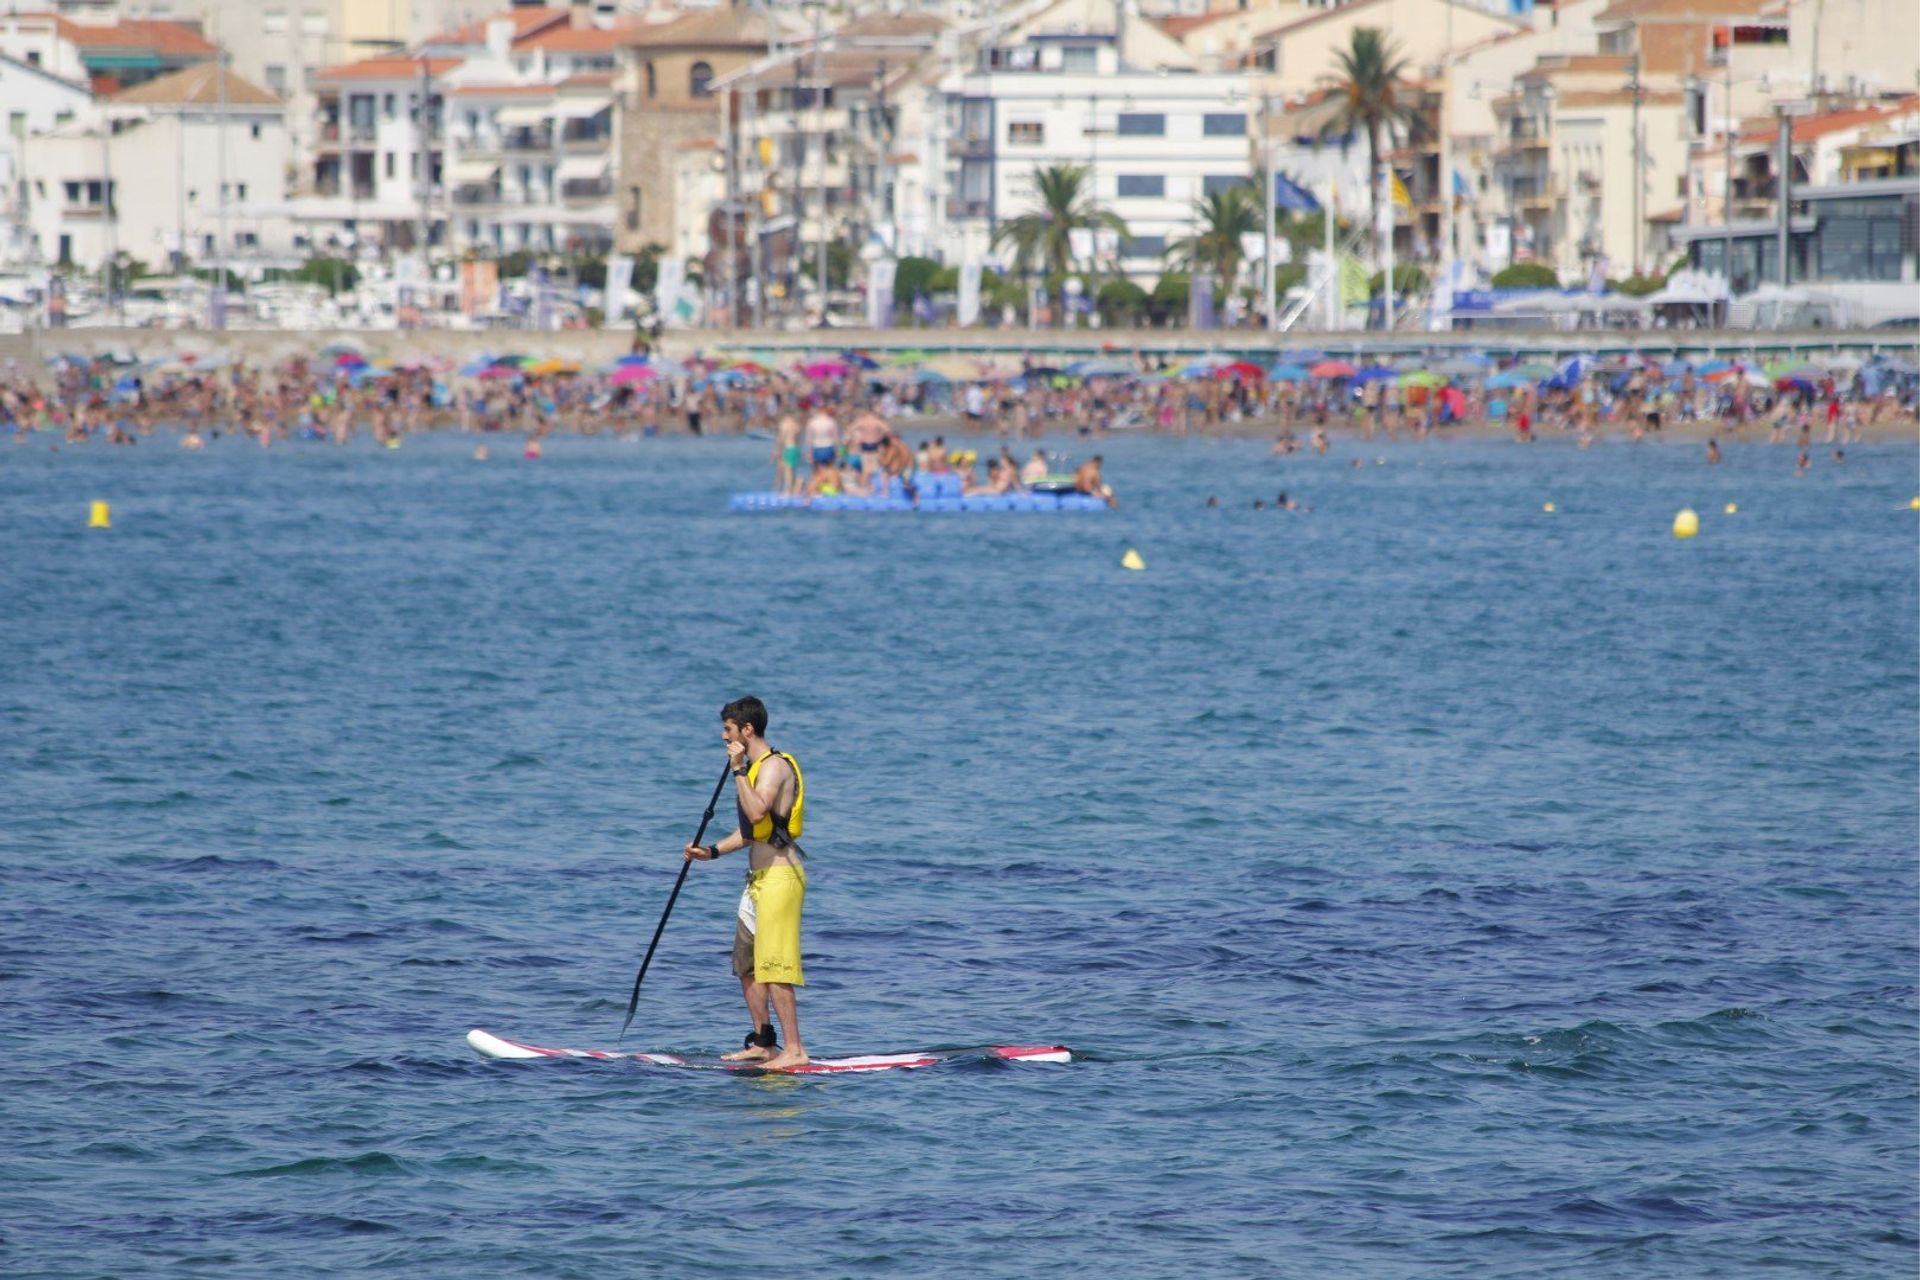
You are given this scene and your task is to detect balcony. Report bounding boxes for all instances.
[451,187,500,207]
[347,124,377,144]
[560,128,610,152]
[951,132,992,160]
[946,195,989,219]
[501,130,553,153]
[316,121,341,146]
[561,178,612,202]
[62,204,110,220]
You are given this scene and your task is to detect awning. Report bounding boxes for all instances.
[494,104,551,128]
[556,154,608,181]
[553,98,610,120]
[447,159,500,185]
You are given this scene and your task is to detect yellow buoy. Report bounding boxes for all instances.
[1673,508,1700,539]
[1543,502,1556,514]
[88,500,111,528]
[1120,549,1146,571]
[1909,496,1920,510]
[1724,502,1738,515]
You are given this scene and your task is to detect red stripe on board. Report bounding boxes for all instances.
[992,1045,1068,1059]
[777,1057,939,1074]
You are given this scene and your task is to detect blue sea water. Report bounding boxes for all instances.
[1,428,1915,1277]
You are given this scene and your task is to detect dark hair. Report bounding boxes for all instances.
[721,696,768,735]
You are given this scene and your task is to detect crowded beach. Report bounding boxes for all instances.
[9,344,1916,478]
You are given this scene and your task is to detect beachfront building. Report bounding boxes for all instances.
[711,13,946,322]
[613,7,790,262]
[19,61,290,272]
[0,14,216,94]
[0,49,93,267]
[1490,53,1688,280]
[296,54,455,256]
[937,0,1257,283]
[439,15,623,258]
[1669,174,1918,325]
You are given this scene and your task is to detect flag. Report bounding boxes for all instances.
[866,258,897,328]
[958,260,982,326]
[1389,172,1412,207]
[1338,255,1370,307]
[603,255,633,327]
[1273,172,1320,214]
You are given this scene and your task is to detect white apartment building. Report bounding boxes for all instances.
[940,34,1257,280]
[297,54,454,254]
[21,61,290,271]
[0,51,94,266]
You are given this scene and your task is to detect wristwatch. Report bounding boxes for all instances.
[731,766,748,777]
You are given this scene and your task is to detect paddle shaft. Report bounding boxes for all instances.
[620,761,732,1041]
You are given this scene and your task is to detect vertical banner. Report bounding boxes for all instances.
[1190,272,1215,330]
[657,258,687,327]
[532,266,553,331]
[867,257,896,328]
[604,254,633,326]
[460,259,499,316]
[957,260,982,327]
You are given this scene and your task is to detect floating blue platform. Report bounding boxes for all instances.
[729,471,1108,513]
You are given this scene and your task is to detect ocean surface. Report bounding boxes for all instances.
[2,427,1916,1277]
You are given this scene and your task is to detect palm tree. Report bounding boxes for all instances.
[991,164,1130,322]
[1318,27,1422,260]
[1165,182,1262,302]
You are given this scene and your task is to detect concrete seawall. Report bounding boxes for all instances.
[4,326,1915,370]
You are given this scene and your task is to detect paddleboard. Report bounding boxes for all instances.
[467,1028,1070,1074]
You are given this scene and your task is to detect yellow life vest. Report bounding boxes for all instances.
[741,750,804,846]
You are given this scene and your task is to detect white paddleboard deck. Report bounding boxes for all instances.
[468,1028,1070,1074]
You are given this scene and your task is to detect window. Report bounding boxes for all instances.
[264,65,286,96]
[25,50,39,67]
[1061,45,1097,71]
[251,122,261,140]
[645,61,656,98]
[7,112,24,137]
[1009,120,1044,145]
[1117,174,1164,197]
[301,12,326,35]
[1203,174,1249,197]
[1116,113,1164,136]
[1202,113,1245,136]
[1122,234,1167,257]
[263,9,285,33]
[383,94,396,119]
[689,61,713,99]
[627,185,640,230]
[64,180,80,204]
[236,183,247,201]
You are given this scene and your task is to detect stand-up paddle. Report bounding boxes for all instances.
[619,762,731,1042]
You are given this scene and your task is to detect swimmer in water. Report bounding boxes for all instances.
[1706,439,1720,464]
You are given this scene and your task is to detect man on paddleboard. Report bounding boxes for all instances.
[684,696,809,1069]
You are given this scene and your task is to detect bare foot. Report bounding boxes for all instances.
[722,1045,772,1062]
[760,1047,810,1072]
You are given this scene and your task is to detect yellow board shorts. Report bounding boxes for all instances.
[731,864,805,986]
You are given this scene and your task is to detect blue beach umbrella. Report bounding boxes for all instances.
[1660,358,1693,376]
[1352,366,1399,384]
[1485,369,1533,390]
[1267,363,1310,381]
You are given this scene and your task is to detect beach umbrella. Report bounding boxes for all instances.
[1818,353,1863,372]
[726,359,770,375]
[1695,359,1733,375]
[648,357,689,378]
[1660,358,1693,376]
[1398,370,1445,388]
[1430,356,1489,377]
[1309,359,1357,379]
[1022,365,1067,379]
[1066,358,1134,378]
[1267,363,1310,381]
[1485,369,1533,390]
[1214,360,1267,381]
[528,358,581,376]
[331,350,368,369]
[1870,357,1917,377]
[478,365,520,380]
[611,364,659,386]
[1352,366,1399,384]
[840,350,881,370]
[801,359,852,379]
[1774,376,1816,394]
[614,354,650,367]
[319,340,366,359]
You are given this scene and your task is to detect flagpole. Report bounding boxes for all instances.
[1325,178,1337,331]
[1382,164,1394,330]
